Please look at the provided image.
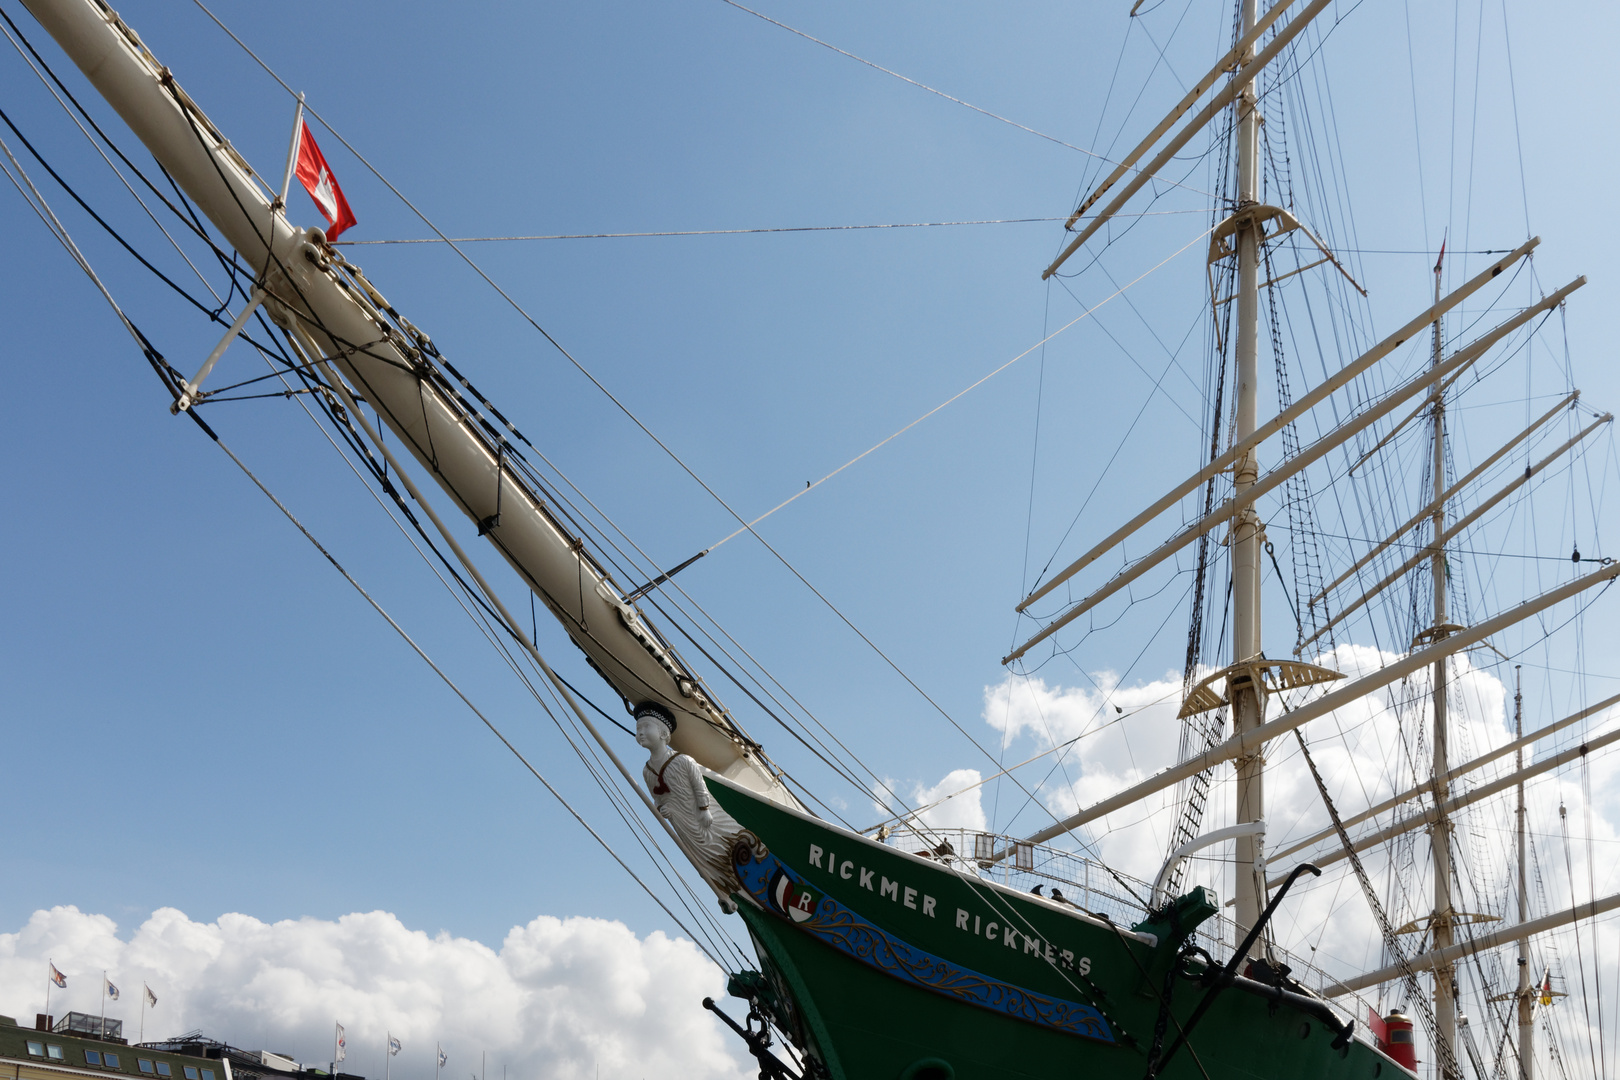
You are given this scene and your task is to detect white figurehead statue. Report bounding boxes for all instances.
[635,701,743,899]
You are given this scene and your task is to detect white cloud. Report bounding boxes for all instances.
[0,908,749,1080]
[976,647,1620,1073]
[909,768,987,831]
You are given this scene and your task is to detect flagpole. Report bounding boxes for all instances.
[99,971,107,1040]
[276,91,306,211]
[44,961,52,1027]
[139,987,145,1045]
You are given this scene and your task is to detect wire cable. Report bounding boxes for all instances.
[714,0,1217,200]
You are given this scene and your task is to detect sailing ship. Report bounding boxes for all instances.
[4,0,1616,1077]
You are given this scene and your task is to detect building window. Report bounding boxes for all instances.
[87,1051,104,1066]
[183,1067,200,1079]
[48,1046,66,1061]
[26,1041,44,1056]
[156,1062,172,1076]
[202,1069,216,1080]
[105,1053,122,1069]
[139,1060,156,1074]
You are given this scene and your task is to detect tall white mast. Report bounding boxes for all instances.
[1515,669,1534,1079]
[1429,245,1459,1077]
[1230,0,1268,953]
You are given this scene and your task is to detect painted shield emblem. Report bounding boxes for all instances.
[769,869,819,923]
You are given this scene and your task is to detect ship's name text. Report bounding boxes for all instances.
[807,844,1093,976]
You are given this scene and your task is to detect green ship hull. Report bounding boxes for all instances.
[709,776,1403,1080]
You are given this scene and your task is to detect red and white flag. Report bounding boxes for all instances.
[294,122,357,240]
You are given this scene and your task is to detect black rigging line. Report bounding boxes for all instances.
[0,101,282,356]
[0,4,257,311]
[549,669,636,738]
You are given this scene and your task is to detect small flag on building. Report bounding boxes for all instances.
[293,122,357,240]
[388,1036,401,1057]
[144,984,158,1008]
[105,978,120,1001]
[335,1023,347,1063]
[49,963,66,988]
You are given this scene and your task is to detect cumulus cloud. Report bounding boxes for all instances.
[975,647,1620,1073]
[909,768,987,832]
[0,908,748,1080]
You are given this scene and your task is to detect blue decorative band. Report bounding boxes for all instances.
[735,845,1114,1044]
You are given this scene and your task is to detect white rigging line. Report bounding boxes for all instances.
[714,0,1217,200]
[0,16,226,305]
[703,224,1216,554]
[328,211,1203,245]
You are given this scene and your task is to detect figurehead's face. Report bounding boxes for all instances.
[635,714,671,751]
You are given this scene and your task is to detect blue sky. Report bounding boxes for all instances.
[4,0,1620,1070]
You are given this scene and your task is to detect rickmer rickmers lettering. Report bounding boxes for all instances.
[733,832,1120,1050]
[806,842,1095,975]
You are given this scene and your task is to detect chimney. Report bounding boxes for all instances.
[36,1014,53,1032]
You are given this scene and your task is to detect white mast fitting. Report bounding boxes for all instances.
[18,0,798,809]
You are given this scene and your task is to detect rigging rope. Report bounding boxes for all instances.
[714,0,1213,200]
[1293,727,1463,1079]
[703,224,1216,557]
[332,217,1097,243]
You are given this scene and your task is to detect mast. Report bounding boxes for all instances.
[1429,243,1459,1077]
[1515,669,1534,1080]
[1230,0,1267,954]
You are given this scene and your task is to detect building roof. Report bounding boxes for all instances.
[0,1016,366,1080]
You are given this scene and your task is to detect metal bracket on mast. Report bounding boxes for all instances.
[1205,206,1366,331]
[1178,654,1344,719]
[170,288,266,413]
[1394,911,1500,937]
[1411,623,1466,648]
